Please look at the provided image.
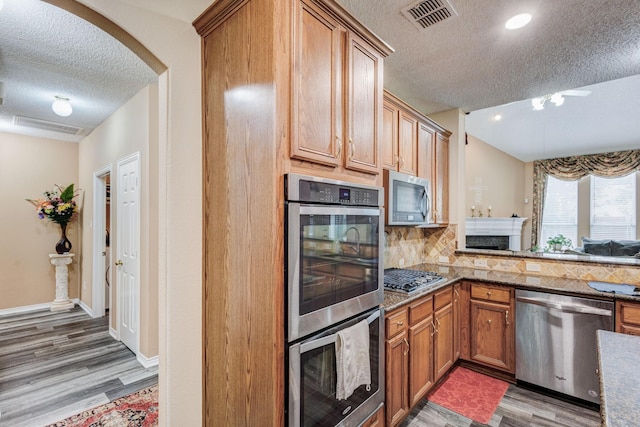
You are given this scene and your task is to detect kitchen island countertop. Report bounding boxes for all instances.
[597,330,640,427]
[383,263,640,312]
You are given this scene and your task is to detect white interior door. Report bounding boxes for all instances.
[116,153,140,354]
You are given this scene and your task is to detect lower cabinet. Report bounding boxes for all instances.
[468,282,515,373]
[385,285,455,426]
[361,405,384,427]
[616,300,640,335]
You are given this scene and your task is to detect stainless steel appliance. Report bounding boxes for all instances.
[285,173,384,342]
[383,268,445,294]
[515,289,614,404]
[383,169,431,226]
[288,307,384,427]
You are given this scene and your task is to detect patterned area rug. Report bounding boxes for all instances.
[47,385,158,426]
[427,366,509,424]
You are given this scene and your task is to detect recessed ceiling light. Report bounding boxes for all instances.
[52,96,72,117]
[505,13,532,30]
[493,114,502,121]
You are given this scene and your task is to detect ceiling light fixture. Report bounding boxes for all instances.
[531,93,565,110]
[505,13,532,30]
[52,96,72,117]
[493,114,502,121]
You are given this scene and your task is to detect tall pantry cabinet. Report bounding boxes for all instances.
[193,0,392,425]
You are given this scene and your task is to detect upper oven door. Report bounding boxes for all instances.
[287,204,383,342]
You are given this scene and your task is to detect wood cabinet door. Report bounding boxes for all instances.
[453,283,461,361]
[360,405,384,427]
[417,121,435,180]
[433,132,449,224]
[408,315,434,407]
[291,0,342,166]
[616,300,640,334]
[470,299,514,373]
[386,331,409,427]
[345,32,382,174]
[382,100,399,170]
[398,110,418,176]
[434,301,454,381]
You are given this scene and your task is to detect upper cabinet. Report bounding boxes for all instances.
[291,0,387,175]
[383,91,452,225]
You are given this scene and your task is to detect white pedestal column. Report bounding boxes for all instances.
[49,253,75,311]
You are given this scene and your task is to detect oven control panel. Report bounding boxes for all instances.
[286,174,383,207]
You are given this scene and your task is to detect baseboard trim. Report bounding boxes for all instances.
[77,299,93,317]
[137,353,159,368]
[0,302,51,316]
[109,327,118,339]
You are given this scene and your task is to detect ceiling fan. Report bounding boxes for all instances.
[531,89,591,110]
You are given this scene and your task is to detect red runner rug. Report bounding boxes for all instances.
[427,366,509,424]
[47,385,158,426]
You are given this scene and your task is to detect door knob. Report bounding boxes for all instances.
[115,260,123,266]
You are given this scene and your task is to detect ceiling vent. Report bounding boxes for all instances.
[401,0,458,30]
[13,116,83,135]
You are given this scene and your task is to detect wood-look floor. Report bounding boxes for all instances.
[402,383,601,427]
[0,307,158,427]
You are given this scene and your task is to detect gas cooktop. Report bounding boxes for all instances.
[384,268,445,295]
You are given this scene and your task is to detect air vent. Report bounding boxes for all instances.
[13,116,83,135]
[401,0,458,30]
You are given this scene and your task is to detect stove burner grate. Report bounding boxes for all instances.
[384,268,445,294]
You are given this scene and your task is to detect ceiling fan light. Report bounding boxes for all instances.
[505,13,532,30]
[531,97,545,110]
[52,97,72,117]
[550,93,565,106]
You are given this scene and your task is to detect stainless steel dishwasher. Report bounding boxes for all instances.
[515,289,613,404]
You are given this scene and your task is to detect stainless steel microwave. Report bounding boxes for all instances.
[383,169,431,226]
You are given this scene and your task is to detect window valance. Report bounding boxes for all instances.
[531,150,640,247]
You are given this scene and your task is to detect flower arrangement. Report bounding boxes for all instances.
[27,184,78,226]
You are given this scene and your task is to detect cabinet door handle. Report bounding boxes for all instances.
[436,318,441,330]
[396,321,404,326]
[403,338,409,355]
[349,139,355,160]
[430,321,437,336]
[454,288,459,298]
[335,137,342,159]
[393,154,399,167]
[506,310,510,326]
[399,156,404,168]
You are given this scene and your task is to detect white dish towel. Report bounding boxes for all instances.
[335,319,371,400]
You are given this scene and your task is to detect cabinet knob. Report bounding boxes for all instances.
[396,321,404,326]
[487,319,492,325]
[487,291,492,297]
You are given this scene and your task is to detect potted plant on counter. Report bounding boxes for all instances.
[546,234,572,252]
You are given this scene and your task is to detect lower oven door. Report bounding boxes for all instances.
[288,307,384,427]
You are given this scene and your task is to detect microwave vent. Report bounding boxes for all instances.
[401,0,458,30]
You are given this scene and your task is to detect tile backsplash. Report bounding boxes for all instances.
[384,224,639,284]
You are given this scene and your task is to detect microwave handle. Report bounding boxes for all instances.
[299,309,380,353]
[420,189,429,220]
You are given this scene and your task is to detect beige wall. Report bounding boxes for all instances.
[76,1,203,424]
[464,135,531,248]
[0,134,79,309]
[78,84,158,357]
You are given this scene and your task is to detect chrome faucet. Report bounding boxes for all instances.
[342,226,360,255]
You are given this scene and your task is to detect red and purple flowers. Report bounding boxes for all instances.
[27,184,78,226]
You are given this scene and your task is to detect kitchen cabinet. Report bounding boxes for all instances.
[385,309,409,426]
[453,282,461,360]
[432,132,449,225]
[616,300,640,335]
[469,283,515,373]
[382,91,451,224]
[385,285,456,426]
[291,0,384,175]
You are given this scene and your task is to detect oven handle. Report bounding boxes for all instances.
[299,309,380,353]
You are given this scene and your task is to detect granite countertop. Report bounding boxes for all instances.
[383,263,640,312]
[597,330,640,427]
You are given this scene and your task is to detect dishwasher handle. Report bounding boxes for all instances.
[516,296,612,317]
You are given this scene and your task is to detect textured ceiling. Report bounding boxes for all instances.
[337,0,640,161]
[0,0,157,141]
[1,0,639,160]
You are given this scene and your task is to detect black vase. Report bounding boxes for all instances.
[55,223,72,254]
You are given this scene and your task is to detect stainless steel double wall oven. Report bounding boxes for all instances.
[285,174,385,427]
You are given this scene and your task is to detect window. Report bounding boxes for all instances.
[541,176,578,248]
[591,174,636,240]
